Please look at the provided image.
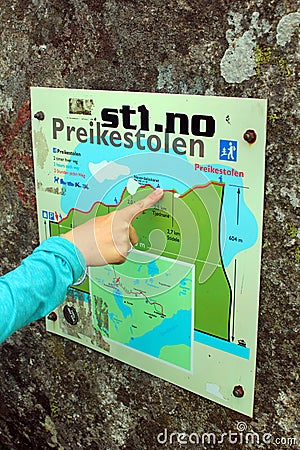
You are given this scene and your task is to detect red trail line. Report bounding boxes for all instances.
[58,181,224,223]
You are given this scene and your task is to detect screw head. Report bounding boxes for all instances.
[34,111,45,120]
[243,129,256,144]
[47,311,57,321]
[233,385,245,398]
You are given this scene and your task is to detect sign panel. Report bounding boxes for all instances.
[31,87,267,416]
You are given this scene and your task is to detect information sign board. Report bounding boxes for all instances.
[31,87,267,416]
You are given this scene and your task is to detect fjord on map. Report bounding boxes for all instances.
[91,252,194,371]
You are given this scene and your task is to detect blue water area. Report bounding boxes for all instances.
[108,312,122,332]
[126,309,192,357]
[61,141,258,267]
[113,288,132,318]
[219,181,258,267]
[194,330,250,359]
[147,260,159,276]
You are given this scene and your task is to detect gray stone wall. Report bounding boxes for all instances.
[0,1,299,449]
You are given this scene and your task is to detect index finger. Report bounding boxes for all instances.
[119,188,164,223]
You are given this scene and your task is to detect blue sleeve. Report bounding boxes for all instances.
[0,237,86,343]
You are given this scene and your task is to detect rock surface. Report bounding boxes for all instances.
[0,1,299,449]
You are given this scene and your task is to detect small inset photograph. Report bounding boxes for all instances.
[69,98,94,115]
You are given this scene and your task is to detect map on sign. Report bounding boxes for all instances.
[91,252,194,371]
[31,87,267,416]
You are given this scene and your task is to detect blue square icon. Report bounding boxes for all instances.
[52,147,58,153]
[49,212,55,221]
[219,140,238,162]
[42,210,48,219]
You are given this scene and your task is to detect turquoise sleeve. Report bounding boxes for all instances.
[0,237,86,343]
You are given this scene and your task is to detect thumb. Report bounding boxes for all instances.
[120,188,164,223]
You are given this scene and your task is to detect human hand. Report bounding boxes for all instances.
[61,188,164,266]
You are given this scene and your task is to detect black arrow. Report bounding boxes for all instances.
[44,220,48,238]
[171,192,174,228]
[231,258,237,342]
[236,188,240,225]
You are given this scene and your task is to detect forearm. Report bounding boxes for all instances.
[0,237,86,343]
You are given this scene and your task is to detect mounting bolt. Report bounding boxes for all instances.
[233,385,245,398]
[243,129,256,144]
[47,311,57,321]
[34,111,45,121]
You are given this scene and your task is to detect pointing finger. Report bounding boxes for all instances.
[119,188,164,223]
[129,225,138,245]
